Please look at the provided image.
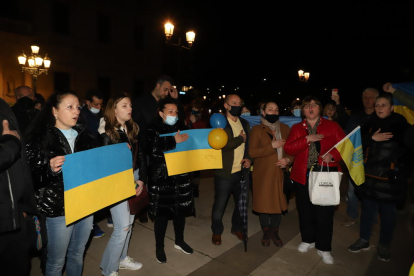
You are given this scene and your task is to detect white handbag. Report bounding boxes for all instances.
[308,162,343,206]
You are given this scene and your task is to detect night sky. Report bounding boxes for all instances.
[160,2,413,110]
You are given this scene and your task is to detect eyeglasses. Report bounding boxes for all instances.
[304,104,317,109]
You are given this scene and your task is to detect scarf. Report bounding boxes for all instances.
[306,117,320,168]
[261,117,283,160]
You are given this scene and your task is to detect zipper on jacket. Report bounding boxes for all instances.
[6,170,17,229]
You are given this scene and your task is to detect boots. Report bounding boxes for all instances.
[270,228,283,247]
[261,227,271,246]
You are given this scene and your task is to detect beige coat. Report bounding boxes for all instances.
[249,123,293,214]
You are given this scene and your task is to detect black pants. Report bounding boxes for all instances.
[154,215,185,250]
[295,180,335,252]
[0,213,31,276]
[211,172,243,235]
[259,214,282,228]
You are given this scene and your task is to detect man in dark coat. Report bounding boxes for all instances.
[0,98,37,275]
[211,94,252,246]
[11,85,39,138]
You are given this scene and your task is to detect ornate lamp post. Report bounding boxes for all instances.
[164,22,195,49]
[18,43,51,93]
[298,69,310,82]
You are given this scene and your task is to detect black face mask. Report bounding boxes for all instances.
[228,105,242,117]
[17,97,35,111]
[265,114,279,124]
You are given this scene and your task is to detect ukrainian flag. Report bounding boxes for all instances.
[391,82,414,124]
[333,126,365,185]
[161,129,223,176]
[62,143,135,225]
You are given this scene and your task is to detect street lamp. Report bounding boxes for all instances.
[18,43,51,93]
[164,22,195,49]
[298,69,310,82]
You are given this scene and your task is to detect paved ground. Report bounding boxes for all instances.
[30,171,414,276]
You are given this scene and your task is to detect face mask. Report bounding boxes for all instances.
[90,107,100,114]
[164,114,178,125]
[228,105,241,117]
[265,114,279,124]
[17,97,35,111]
[293,109,301,117]
[241,112,251,116]
[191,110,200,115]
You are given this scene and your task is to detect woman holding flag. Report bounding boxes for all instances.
[284,96,345,265]
[147,97,195,264]
[98,93,146,276]
[26,90,97,276]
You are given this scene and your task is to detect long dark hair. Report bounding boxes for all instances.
[25,90,79,144]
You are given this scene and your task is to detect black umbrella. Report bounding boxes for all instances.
[238,167,249,252]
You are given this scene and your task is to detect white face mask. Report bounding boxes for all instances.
[90,107,100,114]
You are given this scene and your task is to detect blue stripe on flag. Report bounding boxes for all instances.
[62,143,132,191]
[391,82,414,106]
[160,129,214,153]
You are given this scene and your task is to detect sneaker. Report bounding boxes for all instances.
[348,238,370,253]
[377,243,390,262]
[341,218,357,227]
[298,242,315,252]
[107,217,114,228]
[174,241,193,254]
[93,228,105,239]
[119,256,142,270]
[156,249,167,263]
[317,250,334,264]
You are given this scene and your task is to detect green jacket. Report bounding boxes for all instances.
[394,89,414,110]
[214,117,252,179]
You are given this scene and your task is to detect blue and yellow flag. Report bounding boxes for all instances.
[333,126,365,185]
[62,143,135,225]
[161,129,223,176]
[391,82,414,124]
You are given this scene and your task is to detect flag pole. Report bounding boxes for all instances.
[321,126,361,157]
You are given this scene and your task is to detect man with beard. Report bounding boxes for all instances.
[211,94,252,246]
[11,86,39,138]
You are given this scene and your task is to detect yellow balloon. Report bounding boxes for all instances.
[208,129,228,149]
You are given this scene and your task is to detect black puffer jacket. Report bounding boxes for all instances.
[357,113,410,203]
[147,118,194,218]
[26,124,97,217]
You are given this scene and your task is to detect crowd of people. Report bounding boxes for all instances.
[1,76,413,275]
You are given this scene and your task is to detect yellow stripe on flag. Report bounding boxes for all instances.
[164,148,222,176]
[64,168,135,225]
[394,106,414,125]
[336,139,365,185]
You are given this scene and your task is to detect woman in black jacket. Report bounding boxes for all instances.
[349,93,410,262]
[98,93,146,276]
[26,90,97,276]
[147,98,195,264]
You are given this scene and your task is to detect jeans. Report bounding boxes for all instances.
[45,215,93,276]
[211,172,243,235]
[360,198,397,245]
[346,179,359,219]
[295,181,335,252]
[100,200,135,276]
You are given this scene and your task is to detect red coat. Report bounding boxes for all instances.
[284,117,346,185]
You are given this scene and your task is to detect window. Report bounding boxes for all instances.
[52,1,70,36]
[54,72,71,91]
